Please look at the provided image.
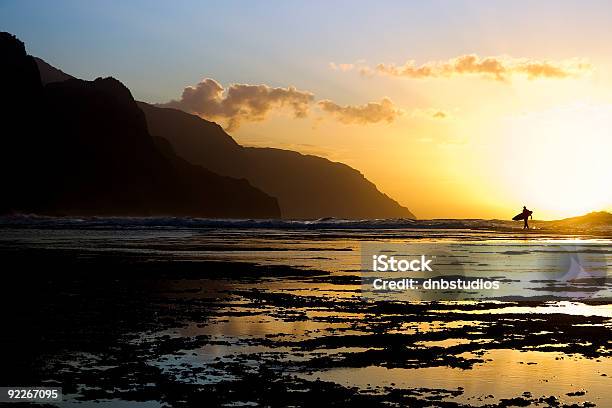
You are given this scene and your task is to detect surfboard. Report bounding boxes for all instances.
[512,210,532,221]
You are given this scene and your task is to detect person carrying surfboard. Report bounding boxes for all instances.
[522,206,532,229]
[512,206,533,229]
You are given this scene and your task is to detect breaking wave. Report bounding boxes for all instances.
[0,215,524,231]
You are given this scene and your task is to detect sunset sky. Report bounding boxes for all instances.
[2,0,611,219]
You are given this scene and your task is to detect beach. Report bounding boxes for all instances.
[0,217,610,407]
[2,3,612,407]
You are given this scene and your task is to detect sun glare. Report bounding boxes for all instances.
[495,104,612,219]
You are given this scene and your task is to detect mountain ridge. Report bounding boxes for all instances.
[138,102,415,219]
[34,54,415,219]
[548,211,612,228]
[1,32,280,218]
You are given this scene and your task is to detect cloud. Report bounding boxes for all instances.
[159,78,314,130]
[333,55,591,81]
[329,61,374,77]
[358,66,375,77]
[329,62,355,72]
[411,108,450,120]
[317,97,402,124]
[161,78,443,128]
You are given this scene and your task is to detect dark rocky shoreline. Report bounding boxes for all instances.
[0,246,609,407]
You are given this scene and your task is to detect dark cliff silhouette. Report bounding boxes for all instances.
[549,211,612,229]
[33,57,74,84]
[1,32,279,218]
[138,103,415,219]
[34,52,415,219]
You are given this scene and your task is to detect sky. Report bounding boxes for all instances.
[2,0,611,219]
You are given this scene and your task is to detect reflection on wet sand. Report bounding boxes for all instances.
[303,349,608,406]
[437,302,612,318]
[0,225,609,407]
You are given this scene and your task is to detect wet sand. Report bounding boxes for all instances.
[0,224,610,407]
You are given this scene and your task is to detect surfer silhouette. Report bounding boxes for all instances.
[522,206,532,229]
[512,206,533,229]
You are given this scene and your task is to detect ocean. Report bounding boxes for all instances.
[0,216,610,406]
